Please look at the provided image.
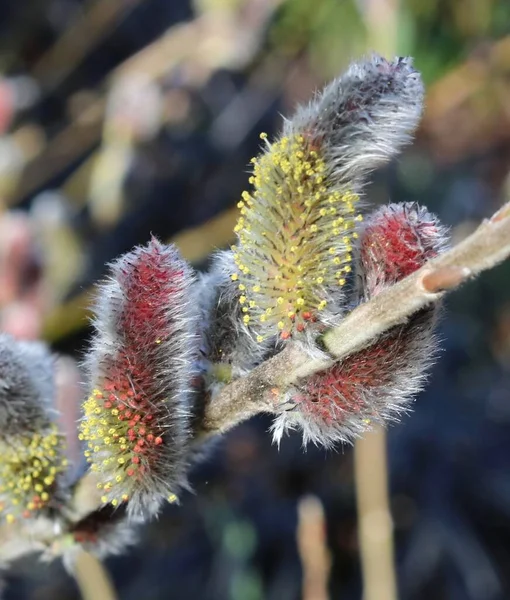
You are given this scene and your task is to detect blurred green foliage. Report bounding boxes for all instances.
[271,0,510,83]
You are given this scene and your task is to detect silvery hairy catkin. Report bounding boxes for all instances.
[197,250,270,392]
[80,239,198,518]
[230,55,424,344]
[0,335,68,522]
[272,203,448,447]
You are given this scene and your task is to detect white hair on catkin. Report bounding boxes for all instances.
[0,335,56,435]
[287,55,425,189]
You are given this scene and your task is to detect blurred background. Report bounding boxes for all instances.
[1,0,510,598]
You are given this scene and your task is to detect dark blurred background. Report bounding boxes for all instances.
[1,0,510,599]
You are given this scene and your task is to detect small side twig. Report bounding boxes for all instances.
[354,429,397,600]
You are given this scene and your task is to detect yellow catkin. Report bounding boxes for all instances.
[80,386,176,508]
[232,133,360,340]
[0,424,67,522]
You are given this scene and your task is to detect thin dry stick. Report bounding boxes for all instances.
[73,550,117,600]
[297,496,331,600]
[202,201,510,433]
[354,429,398,600]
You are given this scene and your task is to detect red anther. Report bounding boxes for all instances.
[154,436,163,445]
[302,312,312,320]
[146,434,154,442]
[134,415,141,422]
[280,331,291,340]
[297,323,305,332]
[104,401,112,409]
[127,468,135,477]
[132,456,140,464]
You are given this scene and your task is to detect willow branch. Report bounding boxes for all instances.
[202,201,510,434]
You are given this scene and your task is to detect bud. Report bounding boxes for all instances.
[197,250,269,390]
[231,56,424,343]
[80,239,198,518]
[272,203,447,447]
[68,504,141,561]
[359,203,448,297]
[0,335,68,522]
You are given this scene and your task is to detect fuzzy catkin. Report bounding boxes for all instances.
[0,335,68,523]
[80,239,198,518]
[231,55,424,344]
[197,250,270,392]
[272,203,448,448]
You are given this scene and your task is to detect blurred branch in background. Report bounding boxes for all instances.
[73,550,117,600]
[9,0,283,208]
[297,496,331,600]
[31,0,147,93]
[355,430,397,600]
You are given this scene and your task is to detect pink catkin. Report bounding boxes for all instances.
[273,203,447,447]
[360,203,445,297]
[82,238,197,517]
[102,246,184,467]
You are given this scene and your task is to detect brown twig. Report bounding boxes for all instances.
[202,201,510,434]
